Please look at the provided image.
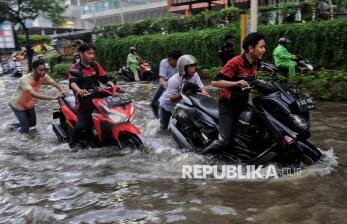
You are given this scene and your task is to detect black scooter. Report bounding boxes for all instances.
[168,66,322,166]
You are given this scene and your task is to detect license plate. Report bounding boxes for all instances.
[104,95,132,107]
[296,97,315,112]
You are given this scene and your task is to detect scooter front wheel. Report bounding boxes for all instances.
[293,140,322,165]
[118,132,143,150]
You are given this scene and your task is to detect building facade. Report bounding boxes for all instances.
[26,0,83,35]
[79,0,170,28]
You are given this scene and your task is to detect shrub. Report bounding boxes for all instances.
[51,63,71,79]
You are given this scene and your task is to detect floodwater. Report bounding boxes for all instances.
[0,75,346,223]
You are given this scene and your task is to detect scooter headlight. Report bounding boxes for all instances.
[177,108,188,119]
[98,102,128,124]
[109,113,128,124]
[290,114,309,131]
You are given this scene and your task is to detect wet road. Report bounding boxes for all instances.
[0,75,346,223]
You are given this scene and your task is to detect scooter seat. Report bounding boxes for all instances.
[63,96,76,112]
[188,94,219,121]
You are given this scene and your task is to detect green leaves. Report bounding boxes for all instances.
[95,19,347,75]
[17,35,51,46]
[0,0,66,25]
[94,7,240,39]
[257,68,347,101]
[51,63,70,79]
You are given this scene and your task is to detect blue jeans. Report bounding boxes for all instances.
[159,106,172,129]
[9,104,36,133]
[151,84,166,118]
[151,84,166,106]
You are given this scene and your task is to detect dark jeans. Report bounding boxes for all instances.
[70,108,94,145]
[151,84,166,118]
[218,100,248,145]
[203,100,247,153]
[159,106,172,129]
[9,104,36,133]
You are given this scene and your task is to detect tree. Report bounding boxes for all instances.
[0,0,66,71]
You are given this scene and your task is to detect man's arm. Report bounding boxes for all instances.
[28,89,61,100]
[46,76,67,96]
[211,73,249,88]
[166,78,181,103]
[159,59,169,86]
[194,73,208,96]
[170,93,181,102]
[70,83,89,96]
[278,46,294,60]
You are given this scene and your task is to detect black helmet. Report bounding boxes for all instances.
[278,37,291,44]
[129,47,137,53]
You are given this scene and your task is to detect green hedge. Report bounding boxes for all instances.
[257,69,347,101]
[96,25,239,72]
[17,35,51,47]
[44,53,58,69]
[95,2,331,39]
[95,7,240,38]
[202,67,347,101]
[95,19,347,72]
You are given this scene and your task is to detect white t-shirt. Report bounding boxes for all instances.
[159,58,178,85]
[159,72,204,112]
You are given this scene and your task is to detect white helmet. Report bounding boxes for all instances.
[177,54,197,76]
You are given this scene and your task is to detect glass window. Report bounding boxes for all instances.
[90,3,96,13]
[82,5,90,14]
[96,2,104,12]
[104,0,110,9]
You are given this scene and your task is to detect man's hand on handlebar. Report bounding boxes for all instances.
[107,81,115,88]
[237,80,250,89]
[77,89,90,97]
[53,92,63,100]
[61,90,68,97]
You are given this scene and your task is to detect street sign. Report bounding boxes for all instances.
[0,21,15,49]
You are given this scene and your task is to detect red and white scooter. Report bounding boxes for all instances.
[52,70,142,149]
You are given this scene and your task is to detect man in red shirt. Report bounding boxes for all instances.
[204,32,266,154]
[69,44,114,149]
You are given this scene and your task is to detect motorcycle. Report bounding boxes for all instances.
[11,61,22,77]
[168,65,322,166]
[52,70,143,149]
[118,59,156,82]
[139,60,156,81]
[1,59,11,74]
[265,55,313,76]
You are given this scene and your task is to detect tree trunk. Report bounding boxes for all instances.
[23,26,33,72]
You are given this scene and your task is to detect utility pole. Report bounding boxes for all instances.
[250,0,258,32]
[120,0,125,24]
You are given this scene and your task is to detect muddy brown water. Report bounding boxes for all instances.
[0,76,345,223]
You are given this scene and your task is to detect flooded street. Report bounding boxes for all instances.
[0,75,346,223]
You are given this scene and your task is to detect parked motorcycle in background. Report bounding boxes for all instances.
[9,58,22,77]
